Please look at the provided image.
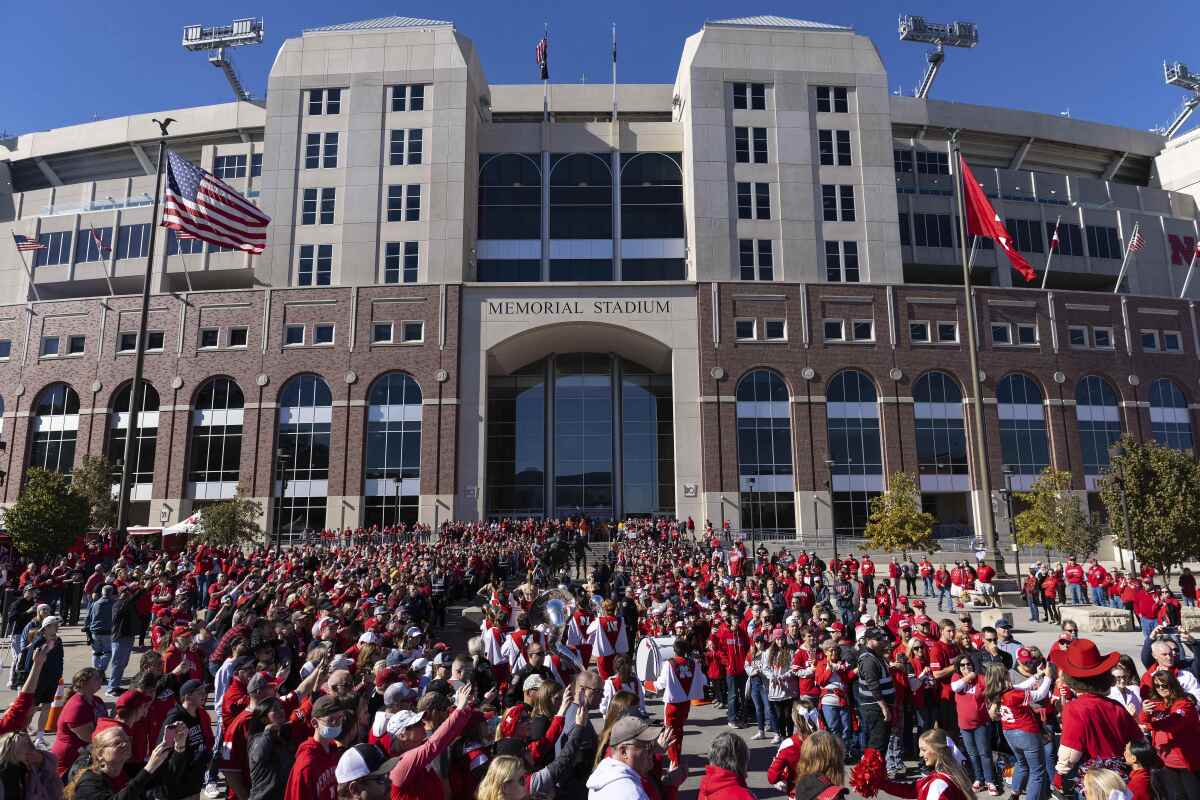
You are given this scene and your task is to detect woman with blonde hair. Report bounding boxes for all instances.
[789,730,847,800]
[0,729,62,800]
[1083,768,1131,800]
[881,728,977,800]
[63,721,186,800]
[475,755,528,800]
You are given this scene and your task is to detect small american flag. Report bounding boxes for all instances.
[162,151,269,254]
[536,35,549,81]
[1128,224,1145,253]
[12,233,45,252]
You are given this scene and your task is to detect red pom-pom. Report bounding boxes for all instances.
[849,748,887,798]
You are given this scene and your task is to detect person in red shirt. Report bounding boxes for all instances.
[926,620,960,734]
[712,610,751,727]
[1124,739,1166,800]
[860,556,875,596]
[1181,568,1197,609]
[1140,669,1200,795]
[1064,558,1086,605]
[388,684,478,800]
[1085,559,1110,607]
[975,562,997,608]
[284,694,347,800]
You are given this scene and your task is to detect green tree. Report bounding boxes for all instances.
[4,469,91,559]
[1097,437,1200,571]
[71,455,118,530]
[1013,468,1101,558]
[197,486,264,548]
[864,472,937,556]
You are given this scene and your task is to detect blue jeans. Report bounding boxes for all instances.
[725,675,747,724]
[923,576,934,596]
[90,634,112,675]
[1027,596,1040,622]
[1141,616,1158,640]
[1006,728,1047,800]
[748,678,776,733]
[937,586,951,611]
[1185,596,1196,608]
[108,637,133,692]
[961,725,996,786]
[821,705,854,758]
[1090,587,1106,606]
[1068,583,1086,605]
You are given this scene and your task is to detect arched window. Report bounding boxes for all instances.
[913,372,968,491]
[364,372,422,528]
[108,382,160,494]
[30,383,80,474]
[735,370,795,534]
[549,153,612,281]
[1076,376,1122,481]
[996,374,1049,486]
[1149,378,1193,452]
[189,377,244,500]
[477,153,543,282]
[276,374,332,537]
[826,370,883,538]
[620,153,684,238]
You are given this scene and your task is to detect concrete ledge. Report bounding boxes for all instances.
[462,606,485,627]
[980,609,1013,629]
[1060,605,1136,632]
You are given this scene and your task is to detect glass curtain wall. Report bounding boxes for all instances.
[735,370,796,535]
[30,383,81,475]
[275,374,331,537]
[364,372,423,527]
[1149,379,1194,452]
[826,370,883,538]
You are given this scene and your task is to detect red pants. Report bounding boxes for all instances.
[664,702,690,765]
[597,654,615,680]
[576,644,593,667]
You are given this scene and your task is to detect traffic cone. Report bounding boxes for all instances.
[43,680,66,733]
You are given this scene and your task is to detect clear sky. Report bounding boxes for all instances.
[4,0,1199,137]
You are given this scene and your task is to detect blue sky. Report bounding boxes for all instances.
[5,1,1199,137]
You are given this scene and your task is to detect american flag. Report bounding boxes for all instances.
[12,233,45,252]
[162,151,269,254]
[536,35,549,81]
[89,226,111,254]
[1128,224,1145,253]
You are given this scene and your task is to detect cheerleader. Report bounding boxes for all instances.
[880,728,977,800]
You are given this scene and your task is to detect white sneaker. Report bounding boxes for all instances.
[751,730,766,740]
[727,722,739,729]
[770,734,782,744]
[203,783,222,799]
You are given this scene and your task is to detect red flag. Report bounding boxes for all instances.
[958,154,1037,282]
[1049,223,1060,251]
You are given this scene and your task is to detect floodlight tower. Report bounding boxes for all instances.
[898,16,979,99]
[182,18,265,102]
[1164,62,1200,139]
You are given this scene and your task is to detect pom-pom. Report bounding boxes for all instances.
[849,748,886,798]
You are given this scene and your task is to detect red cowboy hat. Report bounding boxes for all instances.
[1054,638,1120,678]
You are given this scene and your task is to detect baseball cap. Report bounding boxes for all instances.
[994,619,1013,629]
[383,683,413,706]
[115,690,150,712]
[384,709,425,735]
[608,716,659,747]
[522,674,545,692]
[40,616,62,630]
[246,672,280,694]
[313,694,348,719]
[178,679,206,699]
[335,743,398,785]
[1016,648,1037,665]
[358,632,379,645]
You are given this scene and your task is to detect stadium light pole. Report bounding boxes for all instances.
[116,118,174,540]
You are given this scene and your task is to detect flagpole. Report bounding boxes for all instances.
[10,237,40,302]
[116,119,173,538]
[542,22,550,123]
[949,131,1002,574]
[967,236,979,269]
[93,227,116,296]
[611,23,617,127]
[1112,221,1139,294]
[1040,214,1061,290]
[1180,249,1199,299]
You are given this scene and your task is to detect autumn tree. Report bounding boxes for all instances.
[4,469,90,559]
[197,486,263,549]
[71,455,118,530]
[1013,468,1101,558]
[864,472,937,556]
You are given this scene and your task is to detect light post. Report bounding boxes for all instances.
[1110,444,1136,577]
[1001,465,1019,577]
[274,450,292,553]
[747,476,756,558]
[394,479,402,530]
[824,458,836,560]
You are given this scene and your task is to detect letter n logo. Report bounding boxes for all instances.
[1168,234,1197,266]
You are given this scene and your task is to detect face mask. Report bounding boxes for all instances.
[316,722,342,740]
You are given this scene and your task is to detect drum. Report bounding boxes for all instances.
[634,635,675,690]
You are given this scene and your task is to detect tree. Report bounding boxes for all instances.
[71,455,118,530]
[864,472,937,555]
[1013,468,1101,558]
[1097,437,1200,571]
[197,486,263,548]
[4,469,90,559]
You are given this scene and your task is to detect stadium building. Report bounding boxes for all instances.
[2,14,1200,549]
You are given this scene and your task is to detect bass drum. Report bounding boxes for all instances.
[634,635,676,691]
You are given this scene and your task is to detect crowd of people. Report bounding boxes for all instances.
[0,518,1192,800]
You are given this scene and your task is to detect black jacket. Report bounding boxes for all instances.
[248,727,295,800]
[793,775,848,800]
[111,589,143,639]
[65,747,185,800]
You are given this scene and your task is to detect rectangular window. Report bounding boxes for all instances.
[389,129,424,166]
[915,151,949,175]
[314,324,335,345]
[852,320,874,341]
[0,340,11,359]
[391,84,426,112]
[322,132,339,168]
[116,223,152,260]
[734,127,750,163]
[228,327,248,348]
[816,86,848,113]
[752,128,768,163]
[407,129,423,164]
[818,130,834,166]
[384,241,420,284]
[825,241,860,282]
[1016,322,1039,345]
[754,183,771,220]
[308,87,341,115]
[118,332,137,353]
[764,319,786,341]
[898,213,911,246]
[297,244,333,286]
[1086,225,1122,259]
[910,321,930,343]
[1046,222,1084,257]
[75,226,113,263]
[405,185,421,221]
[34,231,72,267]
[199,328,219,349]
[1068,326,1088,348]
[823,185,855,221]
[67,335,85,355]
[308,90,322,115]
[301,188,318,225]
[991,323,1012,345]
[285,324,305,346]
[737,183,753,220]
[823,319,845,341]
[305,133,321,169]
[839,185,855,222]
[739,239,755,281]
[1141,330,1159,352]
[733,83,747,109]
[167,230,202,256]
[319,188,335,224]
[251,153,262,177]
[757,240,773,281]
[401,322,424,343]
[750,82,766,110]
[1163,331,1183,353]
[389,129,405,166]
[212,154,247,179]
[40,336,59,357]
[894,149,914,174]
[836,131,852,166]
[735,319,756,340]
[372,322,393,344]
[1092,326,1114,349]
[387,186,404,221]
[1006,218,1044,253]
[146,331,164,351]
[913,213,953,248]
[822,185,838,221]
[936,322,959,343]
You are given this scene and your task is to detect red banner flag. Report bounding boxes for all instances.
[958,154,1037,282]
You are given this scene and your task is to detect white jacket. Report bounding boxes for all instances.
[587,757,650,800]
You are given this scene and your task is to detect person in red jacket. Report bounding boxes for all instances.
[975,562,997,609]
[1085,559,1110,606]
[1124,739,1167,800]
[1182,568,1197,609]
[698,732,757,800]
[860,557,876,596]
[713,610,750,727]
[767,705,817,799]
[1064,558,1086,605]
[285,694,347,800]
[1140,669,1200,795]
[389,684,478,800]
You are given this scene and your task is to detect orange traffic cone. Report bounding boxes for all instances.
[43,679,66,733]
